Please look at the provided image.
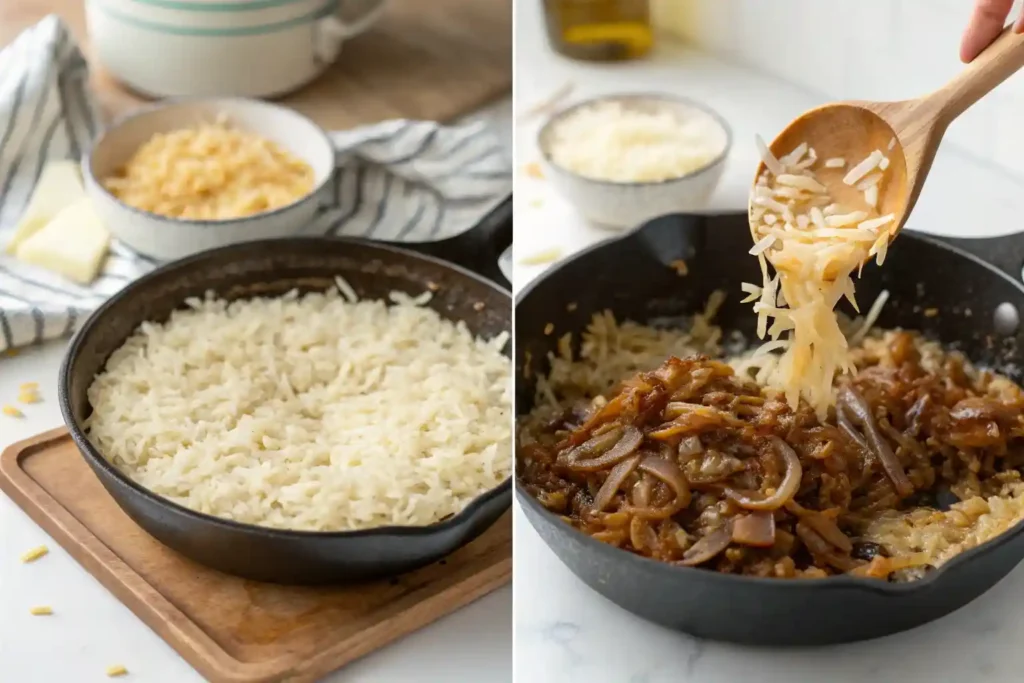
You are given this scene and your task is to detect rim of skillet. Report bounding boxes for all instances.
[60,237,512,541]
[81,96,336,228]
[537,92,734,188]
[514,222,1024,595]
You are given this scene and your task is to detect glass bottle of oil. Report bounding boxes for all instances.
[543,0,653,62]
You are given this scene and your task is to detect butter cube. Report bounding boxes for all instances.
[6,160,86,253]
[14,198,110,285]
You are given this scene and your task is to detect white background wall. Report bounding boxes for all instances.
[654,0,1024,178]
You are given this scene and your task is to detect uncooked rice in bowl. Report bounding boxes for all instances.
[85,280,511,532]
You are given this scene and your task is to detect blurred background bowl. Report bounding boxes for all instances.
[85,0,387,99]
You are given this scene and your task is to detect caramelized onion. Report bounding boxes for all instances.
[651,403,742,439]
[632,474,653,506]
[561,394,626,448]
[592,455,641,512]
[561,427,620,461]
[732,511,776,547]
[836,404,869,452]
[678,435,703,459]
[795,522,859,572]
[567,426,643,471]
[680,523,733,566]
[692,449,746,484]
[905,394,932,436]
[838,386,914,497]
[951,397,1014,423]
[629,516,655,550]
[520,345,1024,581]
[800,513,853,553]
[724,437,802,510]
[638,455,691,509]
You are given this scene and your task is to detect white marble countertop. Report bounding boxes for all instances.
[513,3,1024,682]
[0,99,513,683]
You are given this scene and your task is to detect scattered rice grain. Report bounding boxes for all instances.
[20,545,48,563]
[519,247,563,265]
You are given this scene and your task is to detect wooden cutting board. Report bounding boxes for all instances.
[0,0,512,129]
[0,428,512,683]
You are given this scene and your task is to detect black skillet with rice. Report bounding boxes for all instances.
[59,200,512,585]
[515,210,1024,645]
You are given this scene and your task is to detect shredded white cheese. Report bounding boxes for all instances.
[548,100,728,183]
[747,142,900,417]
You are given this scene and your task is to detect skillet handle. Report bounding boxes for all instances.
[390,196,512,289]
[915,230,1024,284]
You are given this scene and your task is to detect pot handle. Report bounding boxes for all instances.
[392,196,512,290]
[331,0,387,39]
[909,229,1024,284]
[315,0,387,64]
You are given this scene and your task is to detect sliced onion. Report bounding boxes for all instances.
[632,475,653,507]
[687,449,746,485]
[678,435,704,459]
[836,404,869,452]
[838,386,914,497]
[905,394,932,436]
[732,511,776,547]
[560,394,627,448]
[561,427,620,462]
[951,397,1014,423]
[630,516,655,550]
[680,523,734,566]
[724,437,802,510]
[638,455,691,510]
[568,426,643,472]
[800,513,853,553]
[795,522,860,572]
[592,455,641,512]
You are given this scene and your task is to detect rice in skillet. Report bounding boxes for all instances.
[84,281,511,532]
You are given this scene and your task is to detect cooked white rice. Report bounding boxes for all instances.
[85,283,511,532]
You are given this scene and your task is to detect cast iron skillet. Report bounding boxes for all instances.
[516,211,1024,645]
[60,199,511,585]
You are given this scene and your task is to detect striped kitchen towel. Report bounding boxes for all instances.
[0,16,511,352]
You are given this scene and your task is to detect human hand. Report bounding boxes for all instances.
[961,0,1024,63]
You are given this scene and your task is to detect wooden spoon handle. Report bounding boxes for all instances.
[925,25,1024,126]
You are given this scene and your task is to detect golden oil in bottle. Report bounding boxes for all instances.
[543,0,653,62]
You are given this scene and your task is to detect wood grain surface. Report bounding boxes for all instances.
[0,0,512,129]
[0,428,512,683]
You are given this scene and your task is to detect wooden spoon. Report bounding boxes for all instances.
[753,25,1024,245]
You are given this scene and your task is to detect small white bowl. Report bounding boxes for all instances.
[538,93,732,230]
[83,97,336,261]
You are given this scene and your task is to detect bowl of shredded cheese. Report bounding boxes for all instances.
[83,98,335,260]
[538,93,731,229]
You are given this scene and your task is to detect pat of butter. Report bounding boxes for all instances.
[6,160,86,254]
[14,198,110,285]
